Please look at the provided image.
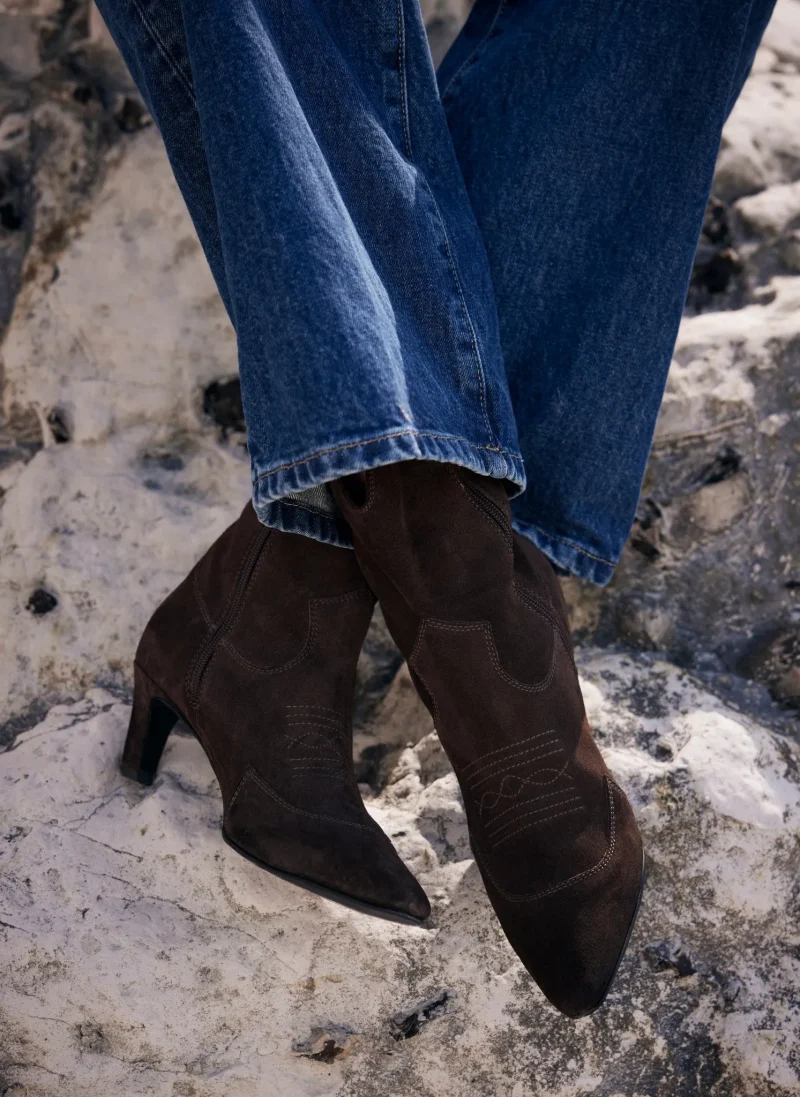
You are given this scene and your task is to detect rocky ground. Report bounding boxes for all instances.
[1,2,798,1095]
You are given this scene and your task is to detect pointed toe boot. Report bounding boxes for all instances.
[332,463,644,1012]
[121,501,430,925]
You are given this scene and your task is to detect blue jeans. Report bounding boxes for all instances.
[96,0,774,584]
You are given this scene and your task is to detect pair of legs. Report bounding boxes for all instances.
[101,0,775,1016]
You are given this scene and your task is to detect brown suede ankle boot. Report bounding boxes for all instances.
[121,502,430,925]
[331,463,644,1014]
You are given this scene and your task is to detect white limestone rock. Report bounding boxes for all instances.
[0,126,248,734]
[1,655,799,1095]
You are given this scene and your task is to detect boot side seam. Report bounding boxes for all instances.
[513,582,577,674]
[185,527,271,707]
[452,466,513,554]
[193,571,217,630]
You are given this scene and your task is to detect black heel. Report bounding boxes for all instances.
[121,663,180,785]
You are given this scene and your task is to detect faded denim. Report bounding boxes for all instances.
[96,0,775,584]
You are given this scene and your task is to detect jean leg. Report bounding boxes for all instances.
[97,0,524,547]
[439,0,777,584]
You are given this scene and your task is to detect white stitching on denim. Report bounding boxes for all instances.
[130,0,197,106]
[395,0,412,159]
[253,431,523,485]
[517,520,616,569]
[418,175,497,447]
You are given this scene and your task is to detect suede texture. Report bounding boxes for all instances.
[123,501,430,922]
[332,463,644,1016]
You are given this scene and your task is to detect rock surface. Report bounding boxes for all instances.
[2,656,800,1096]
[1,2,799,1095]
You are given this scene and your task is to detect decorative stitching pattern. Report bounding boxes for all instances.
[490,804,585,848]
[282,707,348,778]
[285,724,344,740]
[475,778,617,903]
[482,784,576,826]
[220,589,371,677]
[513,582,577,673]
[462,728,563,781]
[487,794,583,841]
[469,747,564,791]
[285,704,344,715]
[409,617,557,695]
[476,764,574,818]
[226,765,372,832]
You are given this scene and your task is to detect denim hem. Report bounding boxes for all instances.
[512,517,616,588]
[252,429,527,549]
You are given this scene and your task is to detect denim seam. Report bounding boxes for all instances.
[418,176,498,447]
[396,1,496,448]
[129,0,197,107]
[439,0,507,102]
[520,522,616,568]
[253,428,523,484]
[395,0,412,159]
[273,496,335,520]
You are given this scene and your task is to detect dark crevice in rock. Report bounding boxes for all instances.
[47,407,71,443]
[26,588,58,615]
[736,626,800,710]
[0,698,51,752]
[38,0,92,67]
[140,448,185,472]
[643,937,698,977]
[292,1026,357,1063]
[203,377,245,437]
[391,990,455,1040]
[353,742,390,790]
[114,95,149,133]
[692,445,742,487]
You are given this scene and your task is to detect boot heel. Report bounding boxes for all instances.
[121,664,180,786]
